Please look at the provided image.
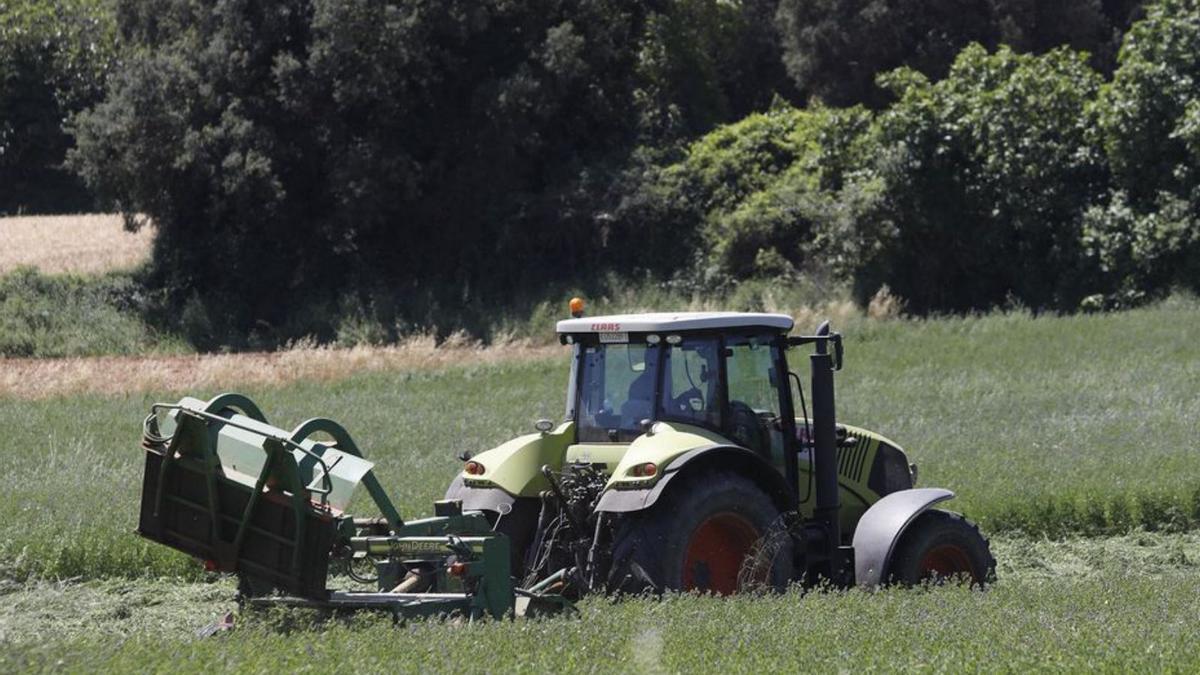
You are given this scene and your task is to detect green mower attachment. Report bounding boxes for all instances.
[136,393,570,621]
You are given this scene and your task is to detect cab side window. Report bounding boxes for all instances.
[725,336,783,463]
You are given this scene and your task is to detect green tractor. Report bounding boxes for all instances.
[133,307,993,624]
[446,308,995,594]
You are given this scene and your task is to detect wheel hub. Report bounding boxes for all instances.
[682,512,759,594]
[918,544,975,582]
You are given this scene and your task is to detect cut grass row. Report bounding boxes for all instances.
[1,299,1198,581]
[4,533,1200,672]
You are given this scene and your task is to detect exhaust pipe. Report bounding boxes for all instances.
[810,321,841,567]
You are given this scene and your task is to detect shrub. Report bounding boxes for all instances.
[1090,0,1200,298]
[870,45,1109,312]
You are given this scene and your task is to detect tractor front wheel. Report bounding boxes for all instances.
[608,471,791,595]
[888,510,996,586]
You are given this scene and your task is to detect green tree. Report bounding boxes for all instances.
[775,0,996,107]
[774,0,1146,107]
[635,0,795,139]
[1085,0,1200,300]
[1100,0,1200,207]
[71,0,785,345]
[0,0,115,213]
[622,102,883,285]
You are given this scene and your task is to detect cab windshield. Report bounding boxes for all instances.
[572,332,781,448]
[577,342,660,442]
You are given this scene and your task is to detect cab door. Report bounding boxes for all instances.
[724,334,789,474]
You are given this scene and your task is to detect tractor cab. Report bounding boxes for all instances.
[558,312,797,475]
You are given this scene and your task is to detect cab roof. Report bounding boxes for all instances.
[556,312,794,335]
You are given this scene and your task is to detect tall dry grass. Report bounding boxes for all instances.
[0,290,906,398]
[0,335,564,399]
[0,214,152,275]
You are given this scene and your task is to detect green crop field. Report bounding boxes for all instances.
[2,299,1199,671]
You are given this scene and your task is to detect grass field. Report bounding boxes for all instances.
[0,337,560,399]
[3,297,1198,580]
[1,297,1197,671]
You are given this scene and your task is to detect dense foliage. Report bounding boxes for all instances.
[4,0,1192,340]
[774,0,1145,107]
[1086,0,1200,304]
[867,46,1110,312]
[637,0,1200,313]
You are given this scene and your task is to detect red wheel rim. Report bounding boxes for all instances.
[918,544,975,582]
[682,513,759,594]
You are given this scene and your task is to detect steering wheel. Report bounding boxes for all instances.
[729,400,766,454]
[670,387,704,415]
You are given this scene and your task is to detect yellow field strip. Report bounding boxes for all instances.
[0,214,152,275]
[0,340,564,399]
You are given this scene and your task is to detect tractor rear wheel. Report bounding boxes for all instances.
[608,471,791,595]
[888,510,995,586]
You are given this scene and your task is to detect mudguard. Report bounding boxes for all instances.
[594,444,792,514]
[444,475,516,514]
[851,487,955,587]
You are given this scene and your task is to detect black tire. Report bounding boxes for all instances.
[608,470,792,595]
[888,510,996,586]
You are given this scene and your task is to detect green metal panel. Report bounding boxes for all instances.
[794,421,909,539]
[164,398,377,515]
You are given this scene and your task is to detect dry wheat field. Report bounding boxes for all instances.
[0,336,562,399]
[0,214,152,275]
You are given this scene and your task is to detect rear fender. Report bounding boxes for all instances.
[447,423,574,503]
[444,475,517,514]
[851,487,955,587]
[595,444,793,514]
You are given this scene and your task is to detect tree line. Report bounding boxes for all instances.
[5,0,1196,345]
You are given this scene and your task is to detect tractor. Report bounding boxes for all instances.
[446,306,995,594]
[134,305,993,623]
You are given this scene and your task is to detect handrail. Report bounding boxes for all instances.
[149,403,335,498]
[288,417,404,531]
